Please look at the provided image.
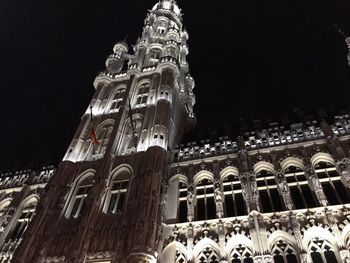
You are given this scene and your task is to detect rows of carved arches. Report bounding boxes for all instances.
[161,226,350,263]
[169,152,350,223]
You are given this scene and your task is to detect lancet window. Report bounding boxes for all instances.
[272,239,298,263]
[230,244,254,263]
[66,173,94,219]
[195,178,215,220]
[135,83,150,108]
[309,237,339,263]
[222,174,246,217]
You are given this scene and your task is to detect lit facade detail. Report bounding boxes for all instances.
[0,1,348,263]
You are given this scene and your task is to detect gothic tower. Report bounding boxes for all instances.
[13,0,195,262]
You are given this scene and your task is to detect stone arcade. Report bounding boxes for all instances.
[0,0,350,262]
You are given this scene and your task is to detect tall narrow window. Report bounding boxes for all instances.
[256,170,284,213]
[222,174,247,217]
[8,200,37,241]
[109,88,125,112]
[135,83,150,108]
[67,175,94,219]
[148,49,161,65]
[92,123,114,159]
[315,164,350,206]
[106,179,129,214]
[195,178,215,220]
[285,166,318,209]
[177,182,188,223]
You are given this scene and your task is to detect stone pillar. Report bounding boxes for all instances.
[240,173,260,213]
[217,220,226,261]
[305,165,328,207]
[325,209,350,263]
[290,213,309,263]
[249,211,274,263]
[187,185,194,222]
[214,181,224,219]
[187,224,194,262]
[336,158,350,188]
[275,170,293,210]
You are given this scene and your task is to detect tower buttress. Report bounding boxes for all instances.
[13,1,196,262]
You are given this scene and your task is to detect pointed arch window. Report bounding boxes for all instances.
[135,83,150,108]
[175,249,187,263]
[8,199,37,241]
[272,239,298,263]
[66,174,94,219]
[104,170,130,215]
[197,246,220,263]
[230,244,254,263]
[309,237,339,263]
[109,88,126,112]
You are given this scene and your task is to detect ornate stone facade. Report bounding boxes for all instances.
[0,0,349,263]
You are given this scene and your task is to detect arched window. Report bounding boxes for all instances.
[314,161,350,205]
[135,83,150,108]
[104,170,130,214]
[149,48,162,65]
[195,178,215,221]
[272,239,298,263]
[175,249,187,263]
[92,122,114,158]
[8,198,38,241]
[197,246,220,263]
[109,88,126,112]
[284,165,317,209]
[256,169,284,213]
[230,244,254,263]
[309,237,339,263]
[66,173,94,219]
[122,116,143,154]
[177,181,187,223]
[222,174,246,217]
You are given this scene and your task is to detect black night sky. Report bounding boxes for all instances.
[0,0,350,169]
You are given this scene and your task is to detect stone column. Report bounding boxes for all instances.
[275,170,293,210]
[336,158,350,188]
[290,213,310,263]
[187,185,194,222]
[214,181,224,219]
[240,173,260,213]
[305,165,328,207]
[249,211,273,263]
[325,209,350,263]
